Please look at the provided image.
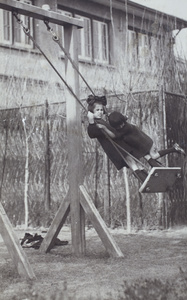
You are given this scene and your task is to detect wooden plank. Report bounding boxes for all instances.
[0,203,36,279]
[139,167,182,193]
[0,0,83,28]
[80,185,124,258]
[39,193,70,253]
[64,25,85,256]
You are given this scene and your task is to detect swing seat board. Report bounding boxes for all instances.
[139,167,182,193]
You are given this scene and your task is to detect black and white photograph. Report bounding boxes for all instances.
[0,0,187,299]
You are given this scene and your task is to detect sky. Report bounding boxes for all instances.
[131,0,187,59]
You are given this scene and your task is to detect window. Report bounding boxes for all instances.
[0,0,33,49]
[127,30,137,66]
[93,20,109,63]
[128,29,153,69]
[57,10,72,50]
[58,9,110,64]
[138,33,149,68]
[76,15,92,61]
[0,10,12,45]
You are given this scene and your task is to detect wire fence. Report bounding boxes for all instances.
[0,91,186,228]
[165,92,187,226]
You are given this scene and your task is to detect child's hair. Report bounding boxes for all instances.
[87,95,107,114]
[108,111,128,128]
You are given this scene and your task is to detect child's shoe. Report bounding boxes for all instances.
[173,143,186,155]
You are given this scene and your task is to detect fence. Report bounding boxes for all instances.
[165,92,187,226]
[0,91,186,229]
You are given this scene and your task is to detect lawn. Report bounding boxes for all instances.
[0,226,187,300]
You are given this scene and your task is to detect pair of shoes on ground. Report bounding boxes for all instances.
[173,143,186,155]
[20,233,68,249]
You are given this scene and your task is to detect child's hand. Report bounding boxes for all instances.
[87,111,94,124]
[96,124,105,129]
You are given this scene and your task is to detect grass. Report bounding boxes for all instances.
[0,226,187,300]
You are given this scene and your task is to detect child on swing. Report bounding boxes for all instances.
[87,95,185,183]
[108,111,185,168]
[87,95,149,182]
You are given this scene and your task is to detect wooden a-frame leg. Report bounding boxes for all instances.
[40,192,70,253]
[79,185,124,258]
[0,203,36,279]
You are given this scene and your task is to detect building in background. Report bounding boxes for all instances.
[0,0,187,108]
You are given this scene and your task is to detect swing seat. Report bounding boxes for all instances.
[139,167,182,193]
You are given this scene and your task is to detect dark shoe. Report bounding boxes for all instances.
[173,143,186,155]
[134,169,148,183]
[147,158,163,167]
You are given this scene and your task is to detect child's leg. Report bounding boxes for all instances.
[144,148,164,167]
[149,143,185,159]
[145,143,185,167]
[158,143,185,156]
[125,155,148,182]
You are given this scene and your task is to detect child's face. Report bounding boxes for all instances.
[93,104,104,119]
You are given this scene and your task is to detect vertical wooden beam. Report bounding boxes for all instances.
[0,203,36,279]
[64,25,85,256]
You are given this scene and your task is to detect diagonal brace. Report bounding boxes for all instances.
[80,185,124,258]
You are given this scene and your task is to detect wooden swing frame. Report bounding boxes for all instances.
[0,0,124,279]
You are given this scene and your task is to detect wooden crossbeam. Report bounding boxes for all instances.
[80,185,124,258]
[0,0,83,28]
[0,203,36,279]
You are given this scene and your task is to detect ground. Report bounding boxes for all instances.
[0,226,187,300]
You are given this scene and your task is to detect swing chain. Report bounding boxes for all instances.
[13,12,87,111]
[43,20,95,96]
[13,12,22,24]
[13,12,30,35]
[44,20,59,41]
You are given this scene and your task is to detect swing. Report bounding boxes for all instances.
[13,12,182,194]
[102,133,183,193]
[12,8,124,258]
[44,21,183,193]
[139,167,182,193]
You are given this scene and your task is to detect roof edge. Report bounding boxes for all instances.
[88,0,187,30]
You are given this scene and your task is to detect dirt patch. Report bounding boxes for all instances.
[0,226,187,299]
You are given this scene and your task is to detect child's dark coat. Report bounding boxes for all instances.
[88,119,153,170]
[88,119,133,170]
[115,122,153,159]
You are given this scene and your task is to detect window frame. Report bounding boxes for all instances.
[0,0,33,49]
[58,8,110,65]
[128,28,153,69]
[92,19,109,64]
[75,14,92,62]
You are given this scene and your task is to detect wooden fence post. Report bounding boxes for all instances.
[44,99,51,211]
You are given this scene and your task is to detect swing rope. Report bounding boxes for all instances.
[13,12,87,112]
[42,22,147,168]
[103,132,148,170]
[43,20,96,97]
[42,19,145,168]
[13,12,146,170]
